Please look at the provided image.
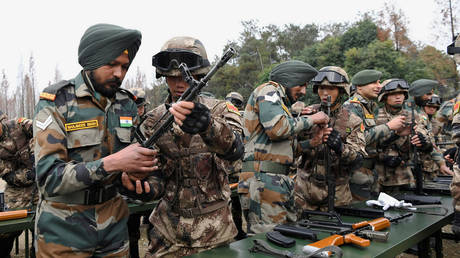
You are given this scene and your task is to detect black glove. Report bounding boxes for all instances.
[117,178,155,202]
[416,132,433,152]
[383,155,402,168]
[452,211,460,241]
[180,102,211,134]
[444,147,457,162]
[26,168,36,181]
[326,129,343,155]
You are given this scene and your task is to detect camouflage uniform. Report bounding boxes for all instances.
[33,72,138,257]
[0,115,37,257]
[141,95,242,257]
[239,79,315,234]
[436,99,455,151]
[343,93,391,200]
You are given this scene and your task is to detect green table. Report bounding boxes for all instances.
[188,195,453,258]
[0,201,157,257]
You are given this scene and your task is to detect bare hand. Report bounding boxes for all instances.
[301,106,316,116]
[322,127,333,143]
[308,111,329,125]
[103,143,158,180]
[121,172,151,194]
[386,116,406,131]
[309,126,324,147]
[396,124,411,136]
[410,134,422,147]
[439,164,454,176]
[445,154,455,164]
[169,101,194,126]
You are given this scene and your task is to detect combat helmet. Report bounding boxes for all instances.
[378,79,409,102]
[424,94,442,109]
[152,36,211,78]
[311,66,350,95]
[131,88,150,107]
[225,92,244,109]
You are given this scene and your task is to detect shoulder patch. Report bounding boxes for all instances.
[40,80,70,101]
[40,92,56,101]
[360,123,365,132]
[226,102,241,116]
[350,97,360,104]
[454,101,460,116]
[17,117,26,124]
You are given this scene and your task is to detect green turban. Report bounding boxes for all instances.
[409,79,438,97]
[78,23,142,70]
[269,60,318,88]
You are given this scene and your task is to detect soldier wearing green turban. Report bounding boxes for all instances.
[33,23,160,256]
[238,60,330,234]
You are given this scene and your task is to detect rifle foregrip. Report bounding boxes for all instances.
[369,218,391,231]
[0,210,28,221]
[344,233,370,247]
[352,221,369,229]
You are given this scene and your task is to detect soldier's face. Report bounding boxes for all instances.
[166,75,190,101]
[385,92,405,106]
[317,85,339,103]
[91,53,129,98]
[424,106,438,115]
[358,81,381,99]
[287,84,307,102]
[137,105,145,117]
[422,91,433,101]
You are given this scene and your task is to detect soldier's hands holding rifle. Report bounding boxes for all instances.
[386,115,406,131]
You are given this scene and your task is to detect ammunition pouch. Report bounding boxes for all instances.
[44,184,118,205]
[242,160,290,175]
[173,200,227,218]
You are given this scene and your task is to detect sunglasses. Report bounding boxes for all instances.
[384,79,409,91]
[152,49,209,72]
[311,70,348,84]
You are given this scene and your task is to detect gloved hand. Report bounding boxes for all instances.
[444,147,457,164]
[326,129,343,155]
[118,178,155,202]
[416,133,433,152]
[180,102,211,134]
[382,155,402,168]
[366,192,413,211]
[452,211,460,241]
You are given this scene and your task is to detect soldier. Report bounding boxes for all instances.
[343,70,406,201]
[294,66,366,213]
[239,60,330,234]
[0,112,37,258]
[140,36,244,257]
[33,23,159,257]
[419,95,453,179]
[132,87,150,119]
[447,34,460,240]
[408,79,435,113]
[374,79,434,193]
[226,92,245,111]
[436,96,455,153]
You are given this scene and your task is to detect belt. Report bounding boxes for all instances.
[44,184,118,205]
[175,200,227,218]
[242,161,290,175]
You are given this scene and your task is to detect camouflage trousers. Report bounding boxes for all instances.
[35,196,130,257]
[294,172,352,216]
[146,227,233,258]
[237,172,296,234]
[451,164,460,212]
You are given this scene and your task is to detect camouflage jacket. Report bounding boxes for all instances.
[242,81,314,167]
[436,100,454,148]
[0,118,36,209]
[298,103,366,183]
[343,93,391,158]
[140,95,242,248]
[33,71,138,199]
[375,106,431,186]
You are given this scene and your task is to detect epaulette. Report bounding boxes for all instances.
[40,80,70,101]
[349,97,360,104]
[225,102,241,116]
[118,88,137,102]
[17,117,27,124]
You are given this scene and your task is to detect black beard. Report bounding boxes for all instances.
[89,71,121,98]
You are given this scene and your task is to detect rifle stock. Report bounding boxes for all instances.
[0,209,33,221]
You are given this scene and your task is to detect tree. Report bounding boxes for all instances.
[0,70,9,114]
[376,2,414,52]
[53,65,63,84]
[433,0,459,42]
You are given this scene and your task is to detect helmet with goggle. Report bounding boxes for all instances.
[311,66,350,95]
[424,94,441,108]
[152,36,211,78]
[131,88,149,107]
[378,79,409,102]
[225,92,244,109]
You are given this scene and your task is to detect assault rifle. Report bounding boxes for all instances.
[134,48,236,148]
[0,192,34,221]
[323,95,334,213]
[410,101,424,195]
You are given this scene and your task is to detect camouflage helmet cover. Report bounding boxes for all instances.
[225,92,244,103]
[131,88,150,106]
[424,94,441,108]
[378,78,409,102]
[154,36,210,78]
[312,66,350,95]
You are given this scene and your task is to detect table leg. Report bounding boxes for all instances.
[25,229,29,258]
[418,237,430,258]
[434,230,443,258]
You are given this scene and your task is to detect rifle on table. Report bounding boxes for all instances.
[302,213,413,257]
[409,101,424,195]
[134,48,236,148]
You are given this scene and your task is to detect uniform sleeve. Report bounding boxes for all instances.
[199,101,243,156]
[256,85,313,141]
[33,99,109,198]
[340,112,367,162]
[452,111,460,145]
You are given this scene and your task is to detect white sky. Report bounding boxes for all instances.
[0,0,448,94]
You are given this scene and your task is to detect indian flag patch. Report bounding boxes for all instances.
[120,116,133,127]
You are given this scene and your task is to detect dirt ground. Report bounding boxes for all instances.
[10,224,460,258]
